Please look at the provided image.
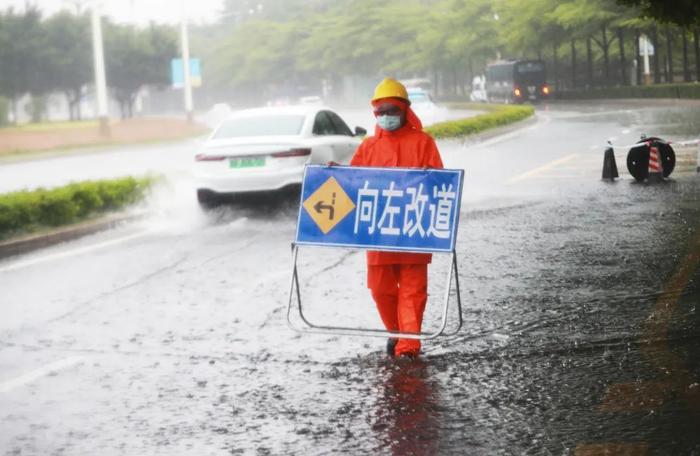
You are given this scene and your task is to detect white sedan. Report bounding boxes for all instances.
[407,88,447,125]
[194,105,366,205]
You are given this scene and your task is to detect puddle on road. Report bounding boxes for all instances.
[558,102,700,140]
[5,127,700,454]
[138,175,700,455]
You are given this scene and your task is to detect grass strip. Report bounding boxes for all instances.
[557,82,700,100]
[425,104,535,139]
[0,176,155,241]
[1,120,99,132]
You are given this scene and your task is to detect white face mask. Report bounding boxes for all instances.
[377,114,402,131]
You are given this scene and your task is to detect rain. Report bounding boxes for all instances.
[1,1,700,455]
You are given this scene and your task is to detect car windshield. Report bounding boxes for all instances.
[213,114,305,138]
[409,92,430,103]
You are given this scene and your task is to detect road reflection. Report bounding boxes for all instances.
[373,359,441,455]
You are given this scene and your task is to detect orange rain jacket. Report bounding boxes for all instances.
[349,105,444,265]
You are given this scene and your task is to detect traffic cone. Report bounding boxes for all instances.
[602,146,618,180]
[647,143,664,182]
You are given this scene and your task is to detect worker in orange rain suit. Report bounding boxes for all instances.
[349,78,444,358]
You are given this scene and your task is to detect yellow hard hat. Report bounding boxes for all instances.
[371,78,409,103]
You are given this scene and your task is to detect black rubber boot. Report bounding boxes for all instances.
[386,338,398,357]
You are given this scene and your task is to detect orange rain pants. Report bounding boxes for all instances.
[349,98,444,357]
[368,264,428,356]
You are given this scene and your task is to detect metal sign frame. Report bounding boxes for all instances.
[286,165,464,339]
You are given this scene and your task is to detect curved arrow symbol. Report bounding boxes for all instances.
[314,200,335,220]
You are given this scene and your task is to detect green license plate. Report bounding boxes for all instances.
[230,157,265,168]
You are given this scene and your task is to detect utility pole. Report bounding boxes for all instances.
[180,19,194,123]
[643,36,651,84]
[91,3,110,137]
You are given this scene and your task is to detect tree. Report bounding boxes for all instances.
[552,0,636,87]
[498,0,568,88]
[104,22,177,118]
[44,12,92,120]
[0,8,52,122]
[616,0,700,27]
[440,0,501,94]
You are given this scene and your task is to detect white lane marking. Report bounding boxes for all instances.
[463,114,551,150]
[0,356,83,393]
[507,154,580,183]
[0,229,154,273]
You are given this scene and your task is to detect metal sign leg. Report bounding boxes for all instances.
[287,245,463,340]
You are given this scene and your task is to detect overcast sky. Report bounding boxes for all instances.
[0,0,225,25]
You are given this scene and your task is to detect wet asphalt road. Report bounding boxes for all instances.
[1,100,700,455]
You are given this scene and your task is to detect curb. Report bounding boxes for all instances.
[436,114,538,145]
[0,212,145,260]
[0,133,209,165]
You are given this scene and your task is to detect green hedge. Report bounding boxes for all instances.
[556,82,700,100]
[425,104,535,139]
[0,176,154,240]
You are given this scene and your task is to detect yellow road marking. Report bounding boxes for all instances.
[574,443,649,456]
[599,381,672,412]
[507,154,580,183]
[599,228,700,412]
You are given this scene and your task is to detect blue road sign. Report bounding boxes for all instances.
[295,165,464,253]
[171,58,202,88]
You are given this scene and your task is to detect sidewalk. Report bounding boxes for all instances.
[0,117,209,160]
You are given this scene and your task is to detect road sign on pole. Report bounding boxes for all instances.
[639,34,654,84]
[171,58,202,88]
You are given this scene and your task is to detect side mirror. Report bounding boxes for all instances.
[354,126,367,137]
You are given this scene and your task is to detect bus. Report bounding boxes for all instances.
[485,60,550,103]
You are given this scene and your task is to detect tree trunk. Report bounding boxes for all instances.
[452,65,458,97]
[10,97,18,124]
[66,91,76,121]
[467,57,473,84]
[666,25,673,83]
[618,28,627,86]
[119,99,127,119]
[601,25,610,86]
[552,42,559,91]
[682,29,690,82]
[571,39,577,89]
[433,68,439,99]
[586,37,593,87]
[695,28,700,82]
[635,29,642,85]
[652,26,660,83]
[65,93,73,121]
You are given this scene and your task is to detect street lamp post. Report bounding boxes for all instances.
[91,3,110,137]
[181,19,194,123]
[640,34,653,85]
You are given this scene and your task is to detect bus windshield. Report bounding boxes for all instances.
[514,61,546,84]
